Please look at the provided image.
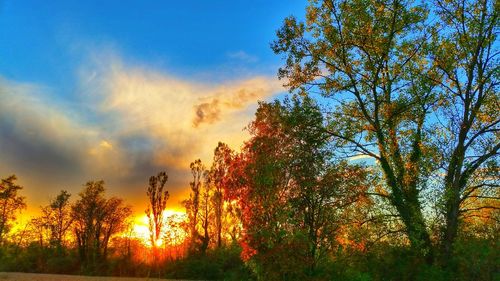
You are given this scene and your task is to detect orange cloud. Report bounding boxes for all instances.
[193,99,221,127]
[87,58,283,169]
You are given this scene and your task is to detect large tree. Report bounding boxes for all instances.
[225,97,372,278]
[272,0,499,264]
[0,175,26,246]
[282,97,372,271]
[430,0,499,262]
[224,101,297,278]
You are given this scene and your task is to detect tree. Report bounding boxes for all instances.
[272,0,499,266]
[45,190,73,250]
[145,172,169,254]
[209,142,233,248]
[31,190,73,256]
[163,213,187,260]
[224,101,293,265]
[30,215,51,248]
[224,98,373,278]
[273,0,440,261]
[198,171,212,254]
[273,0,500,263]
[72,180,131,271]
[430,0,499,263]
[0,175,26,246]
[183,159,204,252]
[286,97,375,272]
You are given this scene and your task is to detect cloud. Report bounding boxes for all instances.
[192,77,281,127]
[0,54,284,214]
[0,77,135,208]
[348,154,373,161]
[0,78,93,175]
[88,58,283,169]
[193,99,221,127]
[227,51,258,63]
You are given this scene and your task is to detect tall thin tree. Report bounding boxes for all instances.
[145,172,169,254]
[184,159,204,251]
[210,142,233,248]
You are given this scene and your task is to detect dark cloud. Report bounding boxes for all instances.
[192,99,221,127]
[0,118,84,177]
[0,109,193,213]
[192,87,266,127]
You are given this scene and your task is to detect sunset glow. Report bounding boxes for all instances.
[131,210,187,247]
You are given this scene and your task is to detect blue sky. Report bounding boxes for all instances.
[1,1,306,91]
[0,0,308,214]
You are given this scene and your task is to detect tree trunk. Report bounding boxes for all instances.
[217,224,222,248]
[380,157,433,263]
[396,194,434,263]
[441,136,466,265]
[201,227,209,254]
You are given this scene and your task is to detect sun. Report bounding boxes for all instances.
[131,209,187,247]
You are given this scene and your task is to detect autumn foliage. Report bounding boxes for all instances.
[0,0,498,280]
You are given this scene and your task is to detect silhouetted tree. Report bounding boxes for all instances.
[30,190,73,257]
[145,171,169,260]
[209,142,233,248]
[46,190,73,250]
[199,172,212,254]
[0,175,26,246]
[72,180,131,272]
[183,159,204,252]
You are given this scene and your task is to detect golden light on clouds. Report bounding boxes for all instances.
[94,60,283,169]
[0,53,285,216]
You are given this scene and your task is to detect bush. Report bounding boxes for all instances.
[452,238,499,281]
[163,244,254,281]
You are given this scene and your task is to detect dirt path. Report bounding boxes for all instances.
[0,272,195,281]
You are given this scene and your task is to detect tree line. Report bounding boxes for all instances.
[0,178,134,275]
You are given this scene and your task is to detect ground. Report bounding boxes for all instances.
[0,273,194,281]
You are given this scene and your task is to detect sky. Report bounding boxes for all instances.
[0,0,308,217]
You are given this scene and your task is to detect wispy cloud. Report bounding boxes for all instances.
[226,50,258,63]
